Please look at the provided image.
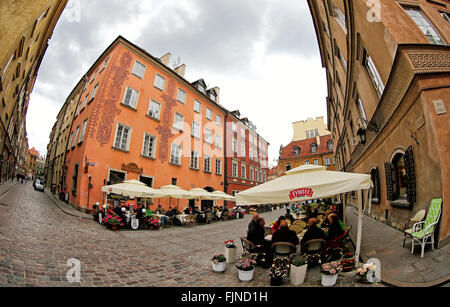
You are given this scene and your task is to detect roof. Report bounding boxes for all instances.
[29,147,40,157]
[280,135,333,160]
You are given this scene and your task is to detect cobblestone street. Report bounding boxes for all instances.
[0,183,383,287]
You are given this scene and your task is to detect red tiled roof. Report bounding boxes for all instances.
[280,135,333,160]
[29,147,40,157]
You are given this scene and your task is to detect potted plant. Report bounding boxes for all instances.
[321,261,343,287]
[235,258,257,282]
[103,215,124,231]
[211,254,227,273]
[356,262,377,283]
[290,255,308,286]
[268,258,289,286]
[148,218,161,230]
[224,240,237,264]
[340,252,355,272]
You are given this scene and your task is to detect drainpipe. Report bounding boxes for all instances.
[224,113,229,208]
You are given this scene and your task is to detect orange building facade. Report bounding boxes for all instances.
[63,37,228,211]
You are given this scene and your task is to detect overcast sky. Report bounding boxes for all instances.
[27,0,327,166]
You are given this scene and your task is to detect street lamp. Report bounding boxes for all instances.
[87,174,93,211]
[356,118,378,145]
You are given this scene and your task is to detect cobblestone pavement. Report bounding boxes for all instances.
[0,183,384,287]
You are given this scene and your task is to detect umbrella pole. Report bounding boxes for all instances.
[355,189,364,267]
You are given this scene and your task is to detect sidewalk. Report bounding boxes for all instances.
[0,180,19,196]
[43,188,92,219]
[346,205,450,287]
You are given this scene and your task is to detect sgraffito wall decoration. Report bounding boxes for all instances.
[156,79,178,163]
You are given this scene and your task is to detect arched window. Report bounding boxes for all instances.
[384,146,416,204]
[370,167,381,202]
[293,146,300,156]
[311,143,317,153]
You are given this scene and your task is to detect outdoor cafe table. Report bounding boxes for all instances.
[176,214,189,224]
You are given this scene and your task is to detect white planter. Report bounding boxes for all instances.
[290,264,308,286]
[225,247,237,264]
[212,261,226,273]
[321,273,338,287]
[238,268,255,282]
[366,270,376,283]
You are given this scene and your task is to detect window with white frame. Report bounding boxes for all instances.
[327,140,333,151]
[241,164,246,179]
[154,74,166,91]
[250,167,254,181]
[67,132,73,150]
[78,119,88,144]
[132,60,146,78]
[192,121,200,138]
[441,11,450,25]
[194,99,201,113]
[90,69,98,83]
[148,100,161,120]
[72,126,80,148]
[2,54,15,80]
[232,161,238,177]
[122,87,139,109]
[232,138,238,153]
[177,88,186,104]
[232,122,237,132]
[356,97,367,123]
[311,143,317,153]
[305,160,310,165]
[215,134,222,149]
[170,144,182,165]
[204,128,212,144]
[90,84,98,100]
[82,93,89,110]
[114,123,131,151]
[190,150,199,169]
[334,6,347,33]
[241,128,246,140]
[204,155,211,172]
[206,108,212,120]
[241,142,246,157]
[364,52,385,97]
[215,159,222,175]
[325,157,331,166]
[100,57,110,72]
[142,133,157,158]
[173,113,184,131]
[314,159,319,165]
[404,7,445,45]
[216,114,222,126]
[255,169,259,182]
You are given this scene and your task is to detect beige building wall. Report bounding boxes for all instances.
[292,116,330,141]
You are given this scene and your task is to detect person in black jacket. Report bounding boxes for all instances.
[300,218,326,252]
[246,217,272,268]
[271,220,299,247]
[247,213,260,234]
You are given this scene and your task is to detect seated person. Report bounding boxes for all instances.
[325,213,345,241]
[320,210,333,228]
[247,213,259,234]
[305,206,313,220]
[145,206,154,218]
[205,207,212,214]
[300,218,326,252]
[166,206,177,217]
[155,205,165,215]
[271,220,299,247]
[246,218,272,267]
[183,206,191,215]
[271,216,286,235]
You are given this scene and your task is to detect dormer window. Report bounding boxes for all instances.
[209,92,216,102]
[293,146,300,156]
[311,143,317,153]
[197,83,204,93]
[327,140,333,151]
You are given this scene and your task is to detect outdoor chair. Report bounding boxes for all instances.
[323,230,349,262]
[289,224,304,235]
[403,209,426,247]
[271,242,297,259]
[292,220,306,228]
[205,213,213,224]
[410,198,442,258]
[240,236,267,264]
[301,238,326,266]
[221,211,230,221]
[185,215,197,228]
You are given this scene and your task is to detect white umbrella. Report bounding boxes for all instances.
[186,188,219,200]
[211,190,236,201]
[101,179,163,198]
[154,184,192,209]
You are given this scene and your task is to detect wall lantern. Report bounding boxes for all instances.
[356,118,378,145]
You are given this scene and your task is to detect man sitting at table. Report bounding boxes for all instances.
[271,220,299,247]
[247,213,259,234]
[300,218,326,252]
[247,217,272,268]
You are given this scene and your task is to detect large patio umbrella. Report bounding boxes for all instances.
[235,164,373,266]
[210,190,236,201]
[154,185,192,209]
[101,179,163,198]
[186,188,220,200]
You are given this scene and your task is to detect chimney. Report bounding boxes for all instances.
[159,52,171,66]
[174,64,186,78]
[212,86,220,104]
[316,134,321,146]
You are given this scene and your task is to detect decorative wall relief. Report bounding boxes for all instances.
[156,79,178,163]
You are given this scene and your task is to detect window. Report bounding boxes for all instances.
[356,97,367,123]
[190,151,199,169]
[370,167,381,201]
[306,130,310,139]
[293,146,300,156]
[215,134,222,149]
[72,164,79,194]
[194,99,201,113]
[392,153,407,199]
[90,84,98,101]
[255,170,259,182]
[404,7,445,45]
[204,128,212,144]
[109,170,125,185]
[78,119,88,144]
[147,100,161,120]
[154,74,165,91]
[177,88,186,104]
[323,21,330,36]
[192,121,200,138]
[67,131,73,150]
[204,156,211,172]
[250,167,254,181]
[206,108,212,120]
[311,143,317,153]
[142,133,157,158]
[114,123,131,151]
[334,6,347,33]
[173,113,184,131]
[232,122,237,132]
[241,142,246,157]
[132,60,146,78]
[72,126,80,148]
[2,54,15,80]
[325,157,330,166]
[122,87,139,109]
[215,159,222,175]
[286,163,291,171]
[232,161,238,177]
[170,144,181,165]
[327,140,333,151]
[232,138,238,153]
[90,69,98,83]
[363,51,385,97]
[100,57,110,71]
[81,94,89,110]
[441,12,450,25]
[241,164,246,179]
[216,114,222,126]
[314,159,319,165]
[305,160,310,165]
[336,44,347,70]
[139,175,153,188]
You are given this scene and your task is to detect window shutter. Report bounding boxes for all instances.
[384,162,394,201]
[405,146,416,204]
[375,167,381,200]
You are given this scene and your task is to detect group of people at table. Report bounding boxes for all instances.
[97,201,243,229]
[245,208,347,268]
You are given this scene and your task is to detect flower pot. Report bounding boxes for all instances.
[238,268,255,282]
[321,273,338,287]
[290,264,308,286]
[212,261,226,273]
[270,276,283,286]
[225,247,237,264]
[111,225,118,231]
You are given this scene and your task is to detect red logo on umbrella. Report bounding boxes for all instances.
[289,188,314,200]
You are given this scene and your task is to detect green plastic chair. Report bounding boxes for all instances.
[411,198,442,258]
